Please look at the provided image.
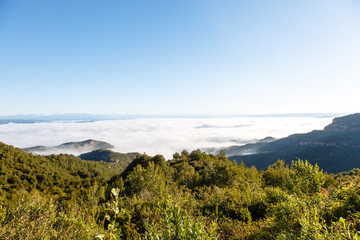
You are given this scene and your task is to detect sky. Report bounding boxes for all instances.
[1,0,360,116]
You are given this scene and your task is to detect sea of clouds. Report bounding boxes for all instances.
[0,117,334,159]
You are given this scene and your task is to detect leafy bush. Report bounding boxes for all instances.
[0,194,100,239]
[287,159,325,195]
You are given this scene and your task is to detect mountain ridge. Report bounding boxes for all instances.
[229,113,360,173]
[22,139,114,154]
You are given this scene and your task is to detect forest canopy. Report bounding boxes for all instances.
[1,142,360,239]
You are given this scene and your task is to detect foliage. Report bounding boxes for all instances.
[97,188,127,240]
[145,196,218,240]
[0,194,100,239]
[0,142,124,203]
[79,149,138,168]
[287,159,325,195]
[1,141,360,239]
[262,160,289,189]
[125,162,167,196]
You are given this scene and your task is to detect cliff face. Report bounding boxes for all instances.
[324,113,360,132]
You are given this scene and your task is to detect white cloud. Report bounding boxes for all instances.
[0,117,333,159]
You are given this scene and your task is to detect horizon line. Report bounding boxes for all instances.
[0,112,349,120]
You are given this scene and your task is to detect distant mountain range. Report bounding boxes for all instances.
[0,113,344,124]
[229,113,360,173]
[22,139,114,154]
[0,114,129,124]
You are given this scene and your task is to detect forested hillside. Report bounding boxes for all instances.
[79,149,138,170]
[1,142,360,239]
[0,142,125,203]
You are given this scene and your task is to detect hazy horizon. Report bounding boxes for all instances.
[0,116,334,158]
[0,112,346,119]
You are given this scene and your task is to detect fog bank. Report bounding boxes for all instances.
[0,117,333,158]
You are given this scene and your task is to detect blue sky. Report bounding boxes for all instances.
[1,0,359,115]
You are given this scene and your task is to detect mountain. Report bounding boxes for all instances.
[79,149,139,170]
[204,136,276,156]
[229,113,360,173]
[57,139,114,149]
[0,113,132,123]
[22,139,114,154]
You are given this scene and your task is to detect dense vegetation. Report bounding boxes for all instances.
[1,142,360,239]
[0,142,127,204]
[79,149,138,170]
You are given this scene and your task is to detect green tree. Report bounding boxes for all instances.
[287,159,325,195]
[125,162,166,196]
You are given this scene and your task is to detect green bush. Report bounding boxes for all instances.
[0,195,100,239]
[287,159,325,195]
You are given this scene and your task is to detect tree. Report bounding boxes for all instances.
[287,159,325,195]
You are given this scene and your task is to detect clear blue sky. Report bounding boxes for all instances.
[1,0,359,115]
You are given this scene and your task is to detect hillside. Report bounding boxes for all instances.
[22,139,114,154]
[204,137,276,156]
[79,149,138,170]
[0,142,124,202]
[229,113,360,173]
[2,141,360,239]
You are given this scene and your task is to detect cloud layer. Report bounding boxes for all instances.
[0,117,333,159]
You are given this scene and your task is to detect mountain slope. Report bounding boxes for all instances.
[22,139,114,154]
[79,149,138,170]
[0,142,125,201]
[205,137,276,156]
[229,113,360,173]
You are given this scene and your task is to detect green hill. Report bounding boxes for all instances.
[79,149,138,169]
[0,142,125,202]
